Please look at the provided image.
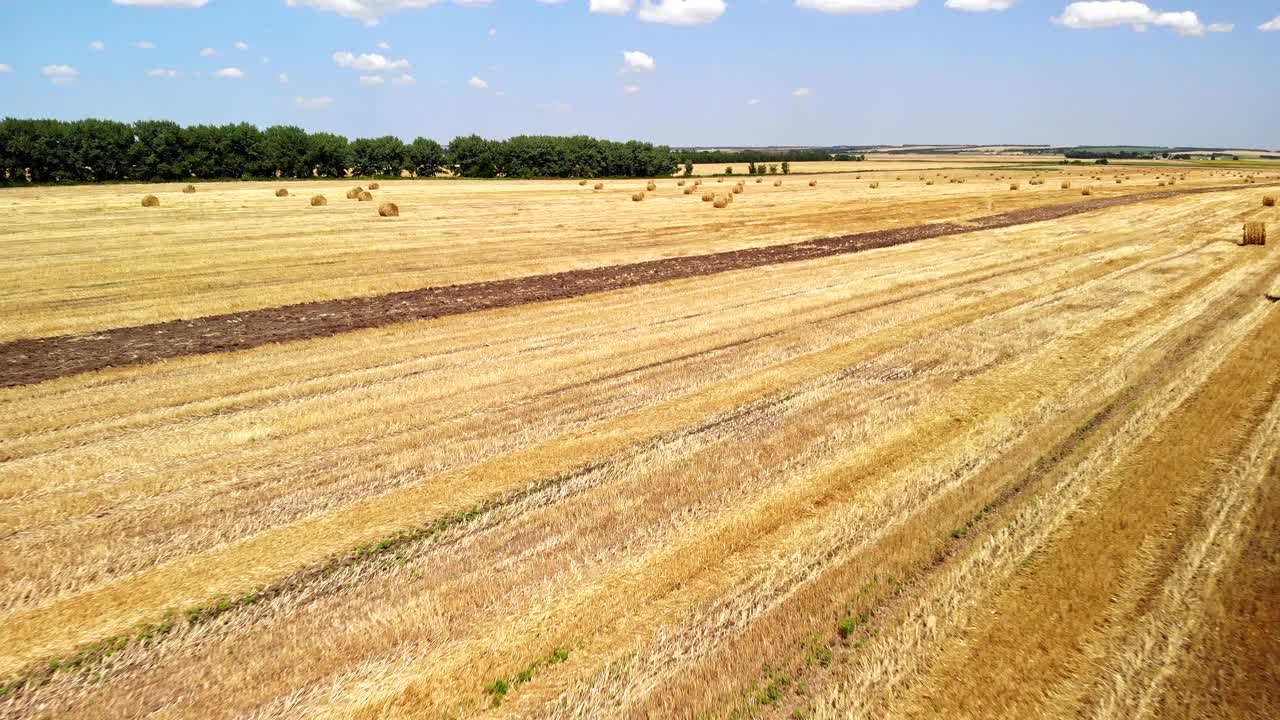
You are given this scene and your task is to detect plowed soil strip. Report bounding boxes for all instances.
[1,183,1268,389]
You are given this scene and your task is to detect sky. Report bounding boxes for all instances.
[1,0,1278,148]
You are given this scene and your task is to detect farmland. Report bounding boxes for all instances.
[1,160,1278,720]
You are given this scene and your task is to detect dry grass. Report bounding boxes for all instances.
[182,185,196,194]
[1,188,1277,720]
[310,195,327,207]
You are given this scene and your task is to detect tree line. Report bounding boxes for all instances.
[0,118,681,183]
[676,148,832,164]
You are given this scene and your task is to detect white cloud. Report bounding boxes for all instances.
[285,0,487,25]
[0,64,14,73]
[469,75,489,89]
[41,65,78,84]
[1053,2,1219,36]
[332,51,410,72]
[590,0,633,15]
[1260,16,1280,31]
[637,0,726,24]
[200,47,219,57]
[359,75,386,85]
[294,96,334,109]
[377,41,392,49]
[945,0,1014,10]
[747,98,761,105]
[215,67,244,78]
[622,50,656,72]
[89,40,106,51]
[623,84,640,94]
[392,73,416,85]
[1206,23,1232,32]
[112,0,209,6]
[537,101,572,112]
[132,40,157,49]
[277,73,289,83]
[796,0,918,14]
[793,87,812,97]
[147,68,179,78]
[234,40,250,50]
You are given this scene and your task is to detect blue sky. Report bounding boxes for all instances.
[1,0,1277,148]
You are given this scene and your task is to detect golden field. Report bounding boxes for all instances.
[1,163,1278,719]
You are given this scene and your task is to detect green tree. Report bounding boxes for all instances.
[130,120,187,180]
[725,166,733,175]
[781,161,791,175]
[260,125,313,178]
[307,132,351,178]
[407,137,445,177]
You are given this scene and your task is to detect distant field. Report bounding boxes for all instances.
[691,154,1059,176]
[2,163,1278,719]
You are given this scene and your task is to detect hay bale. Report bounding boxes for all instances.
[141,194,160,207]
[632,192,645,202]
[926,180,934,186]
[1242,222,1266,246]
[713,196,729,209]
[1264,196,1277,207]
[1266,285,1280,302]
[358,191,374,201]
[683,186,695,195]
[1061,181,1071,189]
[346,187,363,199]
[275,188,289,197]
[809,180,817,187]
[774,180,782,187]
[646,181,656,191]
[694,179,702,186]
[756,178,762,184]
[368,182,381,190]
[1010,183,1019,191]
[677,180,686,186]
[732,185,743,194]
[310,195,327,206]
[869,181,879,189]
[579,179,588,186]
[1082,187,1093,196]
[182,185,196,194]
[702,191,715,202]
[378,202,400,217]
[594,183,604,190]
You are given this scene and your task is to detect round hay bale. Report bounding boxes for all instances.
[141,194,160,207]
[808,180,817,187]
[694,180,702,186]
[378,202,400,217]
[358,191,374,202]
[182,185,196,194]
[732,185,742,194]
[368,182,381,190]
[713,197,729,209]
[346,187,363,199]
[632,192,645,202]
[310,195,328,206]
[579,179,588,186]
[1009,183,1019,191]
[1263,196,1277,207]
[1243,222,1267,246]
[869,181,879,189]
[683,186,695,195]
[646,181,656,191]
[677,180,686,186]
[756,178,762,184]
[275,188,289,197]
[774,180,782,187]
[594,183,604,190]
[702,192,715,202]
[1061,181,1071,189]
[926,180,934,186]
[1082,187,1093,196]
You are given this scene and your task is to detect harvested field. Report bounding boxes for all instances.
[1,175,1277,720]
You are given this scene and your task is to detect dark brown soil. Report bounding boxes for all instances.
[0,183,1270,389]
